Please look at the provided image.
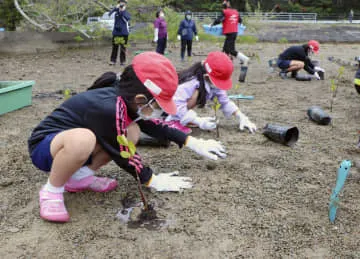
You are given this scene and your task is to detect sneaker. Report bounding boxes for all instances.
[65,175,118,193]
[39,189,70,222]
[120,63,125,66]
[291,71,298,78]
[279,71,288,79]
[109,61,116,66]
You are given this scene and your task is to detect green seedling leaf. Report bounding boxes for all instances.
[120,151,131,159]
[338,66,345,77]
[235,83,240,90]
[64,89,71,100]
[128,141,136,156]
[212,96,221,112]
[117,135,129,147]
[330,79,337,93]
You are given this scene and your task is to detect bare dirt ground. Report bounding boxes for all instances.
[1,42,360,258]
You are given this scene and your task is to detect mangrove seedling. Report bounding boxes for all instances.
[211,96,221,138]
[117,134,149,210]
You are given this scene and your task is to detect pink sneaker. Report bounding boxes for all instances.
[151,119,192,134]
[39,189,70,222]
[65,175,118,193]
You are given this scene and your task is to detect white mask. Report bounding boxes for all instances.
[186,15,192,20]
[136,99,163,121]
[160,13,165,18]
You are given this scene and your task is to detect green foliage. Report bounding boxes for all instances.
[278,37,289,44]
[212,96,221,112]
[73,35,84,42]
[0,0,24,30]
[117,134,136,158]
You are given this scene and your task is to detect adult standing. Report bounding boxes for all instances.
[212,0,249,82]
[109,0,131,66]
[154,9,167,55]
[349,9,354,24]
[177,10,199,61]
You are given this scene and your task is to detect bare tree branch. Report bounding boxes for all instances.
[93,0,111,12]
[14,0,53,30]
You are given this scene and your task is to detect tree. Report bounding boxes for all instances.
[0,0,23,30]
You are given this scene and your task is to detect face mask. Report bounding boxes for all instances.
[159,13,165,18]
[136,99,163,121]
[186,15,191,20]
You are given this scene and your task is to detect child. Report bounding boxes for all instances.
[177,10,198,61]
[354,59,360,94]
[165,51,256,133]
[109,0,131,66]
[153,9,167,55]
[277,40,325,80]
[28,52,226,223]
[211,0,249,82]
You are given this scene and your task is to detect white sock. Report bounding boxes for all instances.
[70,166,95,181]
[43,179,65,193]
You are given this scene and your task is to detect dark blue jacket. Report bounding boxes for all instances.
[355,67,360,86]
[177,19,197,40]
[278,45,315,74]
[109,8,131,36]
[28,86,187,184]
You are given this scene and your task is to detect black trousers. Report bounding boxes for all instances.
[181,39,193,59]
[110,35,128,64]
[223,32,238,57]
[156,38,167,55]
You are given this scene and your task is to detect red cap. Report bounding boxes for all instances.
[203,51,234,90]
[132,52,178,115]
[308,40,320,54]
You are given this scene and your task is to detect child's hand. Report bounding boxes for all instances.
[194,116,217,130]
[146,171,192,192]
[235,110,257,133]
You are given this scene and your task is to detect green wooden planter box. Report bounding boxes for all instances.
[0,81,35,115]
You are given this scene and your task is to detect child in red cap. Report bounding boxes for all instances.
[277,40,325,79]
[28,52,226,223]
[166,51,256,133]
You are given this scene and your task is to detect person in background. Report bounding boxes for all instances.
[153,9,167,55]
[109,0,131,66]
[354,57,360,94]
[211,0,250,82]
[177,10,199,62]
[165,51,256,134]
[277,40,325,80]
[349,9,354,24]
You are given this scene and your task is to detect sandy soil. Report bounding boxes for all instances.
[1,42,360,258]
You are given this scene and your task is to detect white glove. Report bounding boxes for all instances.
[314,66,325,73]
[208,23,213,27]
[195,35,199,41]
[177,35,181,41]
[186,136,227,160]
[153,28,159,42]
[313,72,321,80]
[146,171,192,192]
[235,110,257,133]
[193,116,217,130]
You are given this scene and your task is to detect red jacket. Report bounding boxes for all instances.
[222,8,239,34]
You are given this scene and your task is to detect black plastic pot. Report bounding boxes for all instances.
[355,84,360,95]
[295,74,312,81]
[318,70,325,80]
[263,124,299,146]
[307,106,332,125]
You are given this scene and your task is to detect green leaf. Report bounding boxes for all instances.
[128,141,136,156]
[117,135,129,146]
[120,151,131,159]
[215,103,221,111]
[235,83,240,90]
[64,89,71,100]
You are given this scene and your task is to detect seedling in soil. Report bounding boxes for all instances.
[63,89,72,100]
[329,66,345,112]
[211,96,221,138]
[234,82,240,106]
[117,134,149,210]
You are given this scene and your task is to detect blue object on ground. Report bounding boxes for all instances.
[228,94,254,100]
[0,28,5,32]
[202,24,246,36]
[329,160,352,223]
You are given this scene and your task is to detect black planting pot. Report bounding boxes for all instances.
[263,124,299,146]
[307,106,332,125]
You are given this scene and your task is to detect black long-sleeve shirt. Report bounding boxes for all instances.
[28,87,187,184]
[278,45,315,74]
